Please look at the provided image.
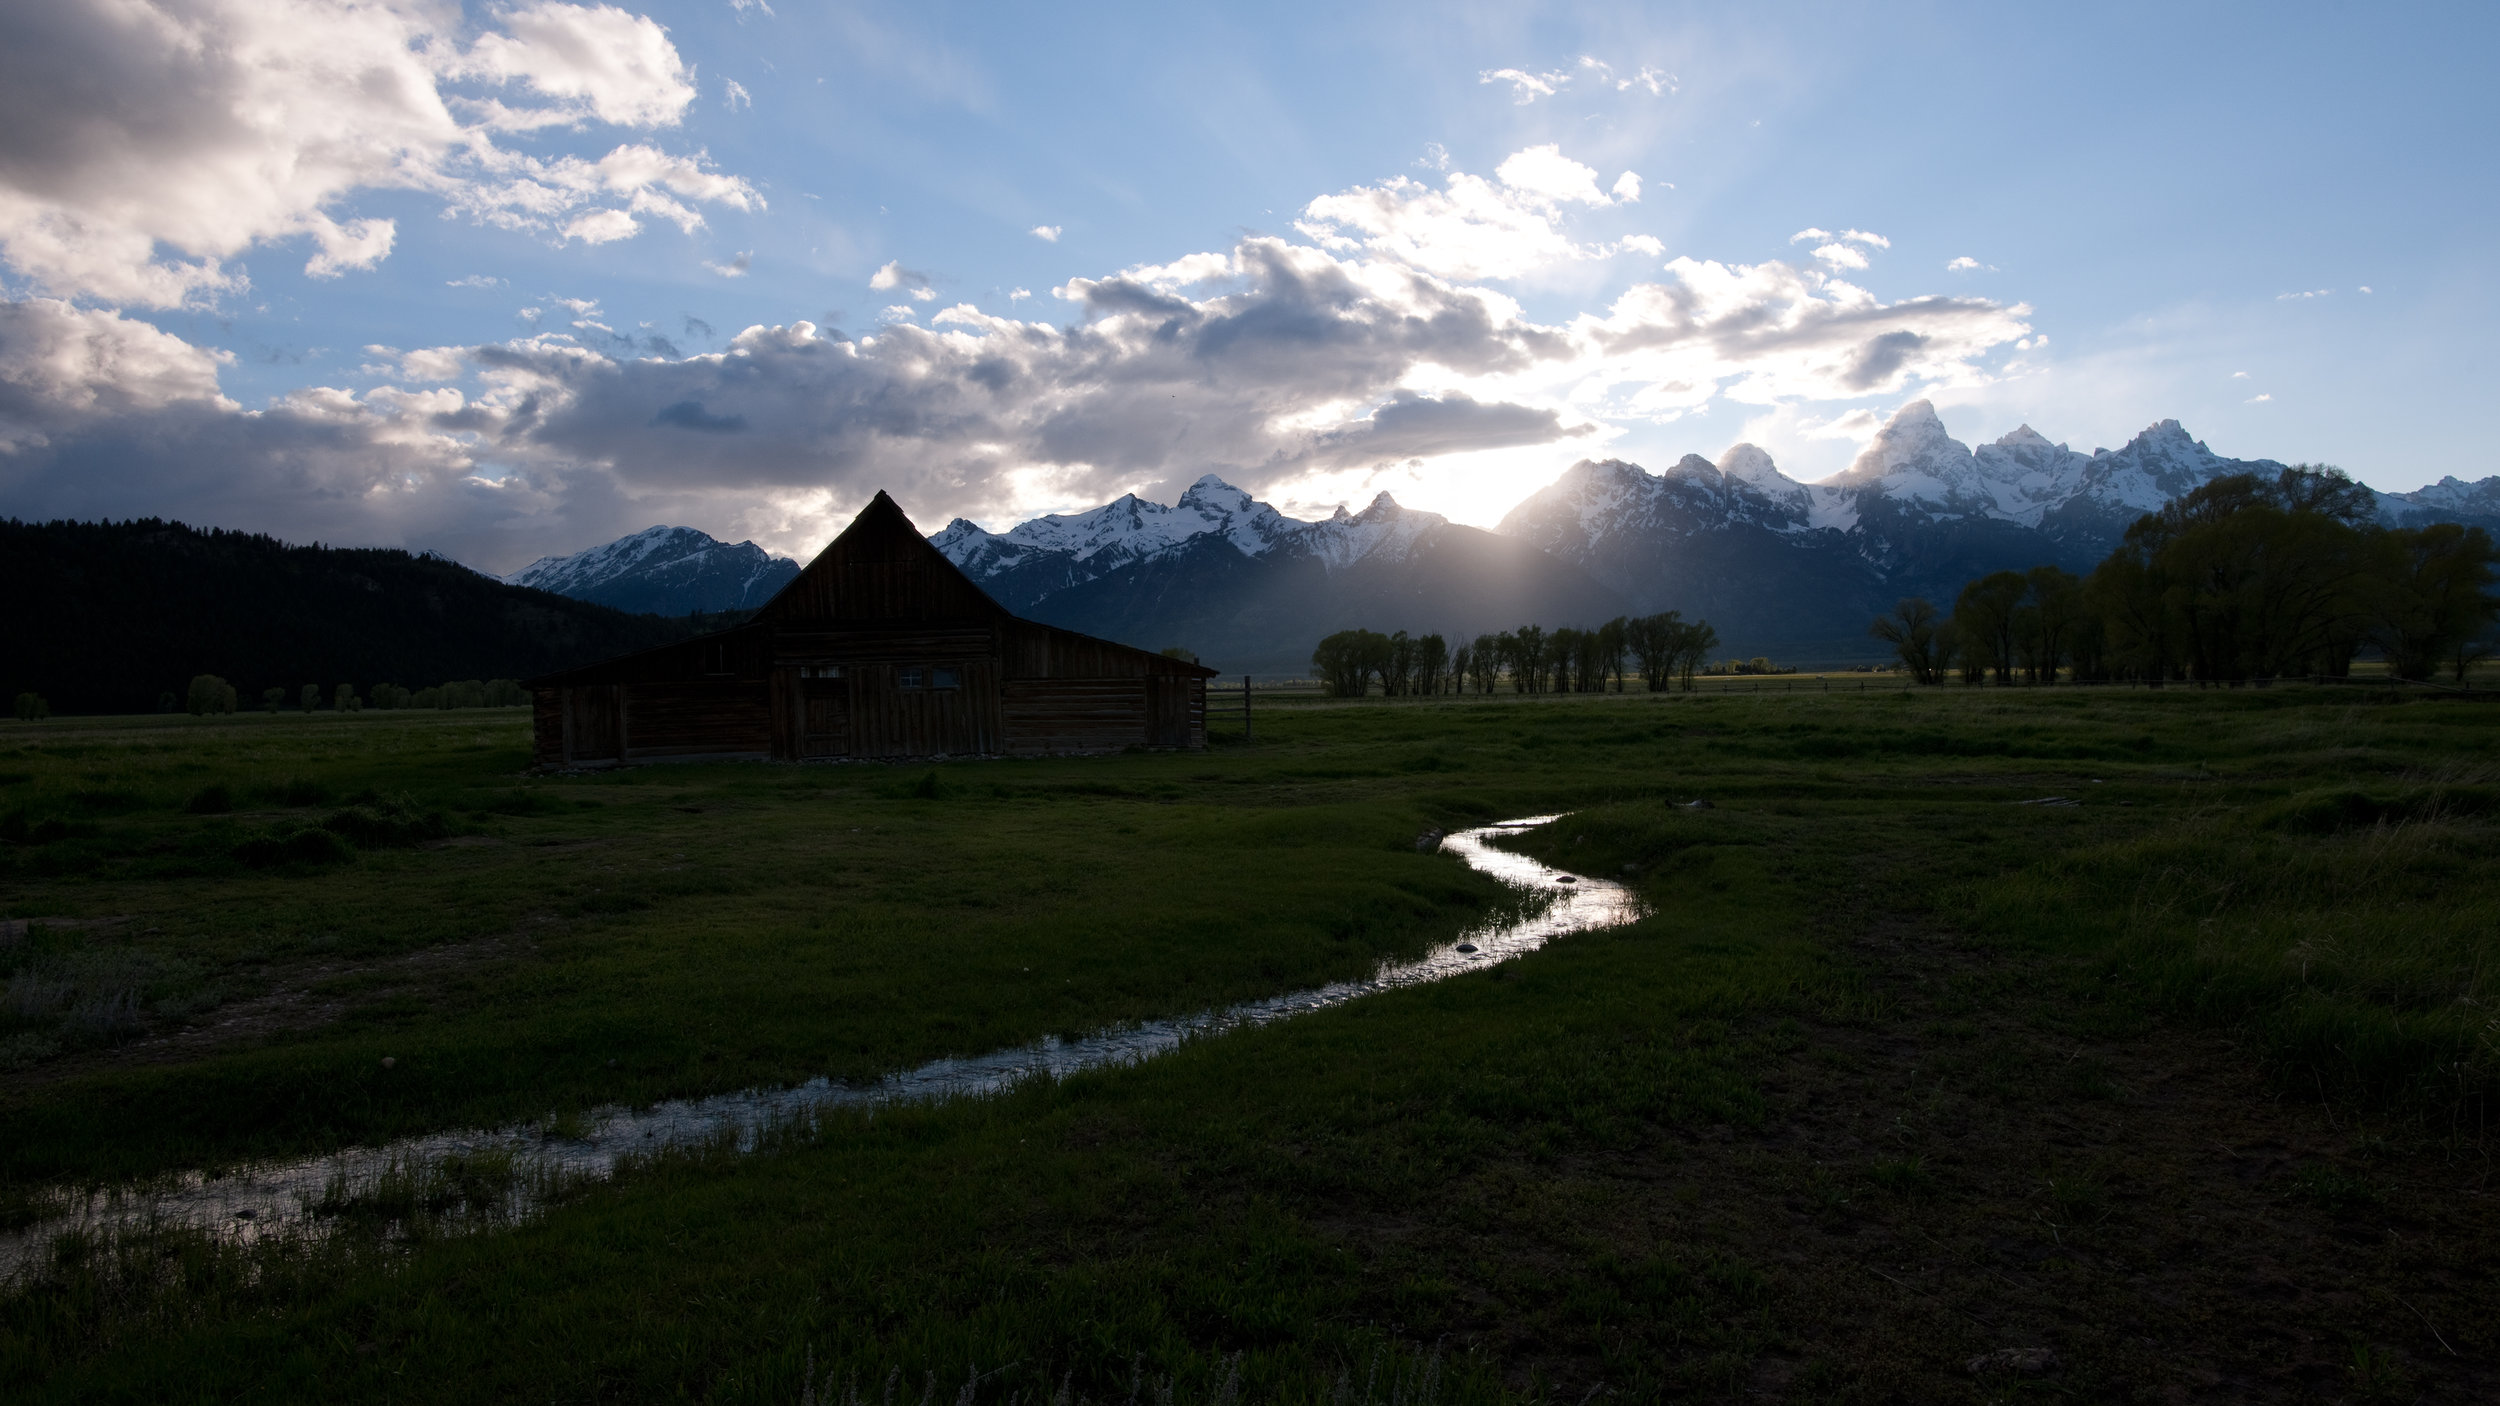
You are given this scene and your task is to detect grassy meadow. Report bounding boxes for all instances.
[2,687,2495,1402]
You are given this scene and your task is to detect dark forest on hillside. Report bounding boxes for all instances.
[0,519,720,715]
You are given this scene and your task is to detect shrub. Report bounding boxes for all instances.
[272,777,332,807]
[319,796,448,848]
[185,674,235,716]
[232,826,354,868]
[12,693,48,721]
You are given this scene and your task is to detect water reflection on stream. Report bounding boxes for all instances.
[2,815,1638,1278]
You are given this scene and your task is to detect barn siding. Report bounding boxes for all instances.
[532,690,566,768]
[1003,678,1148,754]
[624,681,770,758]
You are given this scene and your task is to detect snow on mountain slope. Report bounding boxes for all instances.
[934,475,1448,603]
[1517,401,2314,556]
[508,525,799,616]
[2373,474,2500,528]
[2069,418,2282,517]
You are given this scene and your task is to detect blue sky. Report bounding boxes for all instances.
[0,1,2490,572]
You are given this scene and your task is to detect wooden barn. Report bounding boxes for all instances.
[526,491,1215,767]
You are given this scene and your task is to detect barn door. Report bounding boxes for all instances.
[566,685,621,763]
[802,672,851,757]
[1145,675,1189,748]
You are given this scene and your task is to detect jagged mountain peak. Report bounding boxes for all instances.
[507,523,798,616]
[1715,443,1784,486]
[1837,400,1973,486]
[1992,424,2061,451]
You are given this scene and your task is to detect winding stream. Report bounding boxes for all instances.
[2,815,1638,1279]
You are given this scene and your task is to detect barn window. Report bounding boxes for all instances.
[898,666,924,689]
[931,667,960,690]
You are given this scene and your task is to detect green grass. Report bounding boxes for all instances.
[2,687,2496,1401]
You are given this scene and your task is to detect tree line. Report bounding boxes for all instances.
[1310,613,1721,697]
[173,676,529,715]
[0,517,708,715]
[1872,466,2500,684]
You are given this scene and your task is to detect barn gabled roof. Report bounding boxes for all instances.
[755,489,1014,627]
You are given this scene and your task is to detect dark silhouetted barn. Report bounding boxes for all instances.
[527,492,1214,767]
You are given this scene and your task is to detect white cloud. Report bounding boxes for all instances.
[1478,67,1566,103]
[870,260,933,293]
[0,300,232,451]
[1030,225,1062,242]
[1008,288,1032,301]
[1811,243,1868,271]
[706,252,754,278]
[1494,146,1613,207]
[1793,228,1888,249]
[397,347,470,382]
[455,2,697,129]
[448,275,507,289]
[2359,285,2372,294]
[0,1,756,309]
[877,305,918,323]
[1298,146,1639,282]
[1946,256,1996,272]
[724,79,752,111]
[2231,370,2249,379]
[1478,57,1675,104]
[2249,393,2273,402]
[564,210,641,245]
[729,0,774,15]
[2276,289,2331,301]
[1418,144,1450,172]
[554,297,602,317]
[1625,66,1675,95]
[1611,172,1644,204]
[1616,234,1665,257]
[1805,408,1882,441]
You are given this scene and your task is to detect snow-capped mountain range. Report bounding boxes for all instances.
[930,476,1446,587]
[513,403,2495,667]
[506,525,798,617]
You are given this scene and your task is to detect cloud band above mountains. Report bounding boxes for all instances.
[0,12,2030,574]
